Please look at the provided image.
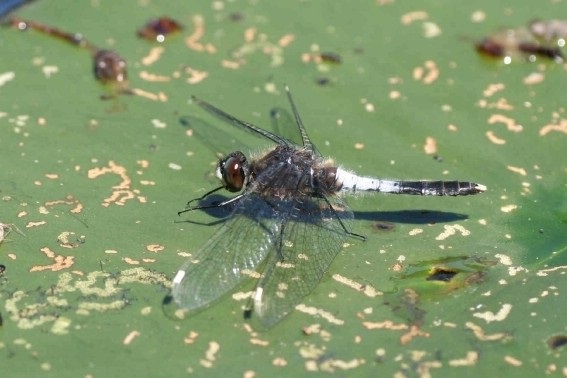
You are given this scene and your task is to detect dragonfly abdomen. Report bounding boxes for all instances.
[335,168,486,196]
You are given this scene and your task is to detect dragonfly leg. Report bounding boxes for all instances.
[178,190,245,215]
[319,194,366,241]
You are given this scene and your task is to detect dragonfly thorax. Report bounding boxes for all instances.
[246,145,340,199]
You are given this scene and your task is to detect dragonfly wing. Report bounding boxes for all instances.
[270,107,302,146]
[191,96,287,146]
[270,106,322,157]
[172,192,278,313]
[252,194,354,328]
[179,115,252,159]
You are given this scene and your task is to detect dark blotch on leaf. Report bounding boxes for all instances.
[319,52,342,64]
[547,335,567,350]
[426,267,457,282]
[229,12,245,22]
[371,221,395,232]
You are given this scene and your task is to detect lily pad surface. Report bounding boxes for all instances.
[1,1,566,376]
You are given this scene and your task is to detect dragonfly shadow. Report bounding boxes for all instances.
[354,209,469,224]
[178,193,470,227]
[176,194,236,226]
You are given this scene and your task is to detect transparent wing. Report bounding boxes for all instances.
[191,96,288,146]
[252,194,354,328]
[270,106,322,157]
[172,192,279,313]
[179,115,252,159]
[270,107,303,146]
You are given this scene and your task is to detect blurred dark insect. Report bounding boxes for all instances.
[9,17,131,97]
[93,49,128,85]
[517,42,563,61]
[476,22,565,64]
[137,16,183,43]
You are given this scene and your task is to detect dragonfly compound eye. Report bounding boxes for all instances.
[221,152,247,192]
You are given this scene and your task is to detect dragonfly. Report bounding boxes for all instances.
[172,87,486,328]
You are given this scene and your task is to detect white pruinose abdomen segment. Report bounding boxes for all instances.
[335,168,399,193]
[334,167,487,196]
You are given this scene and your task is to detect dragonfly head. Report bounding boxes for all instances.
[217,151,249,192]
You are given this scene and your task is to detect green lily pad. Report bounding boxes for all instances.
[1,0,566,376]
